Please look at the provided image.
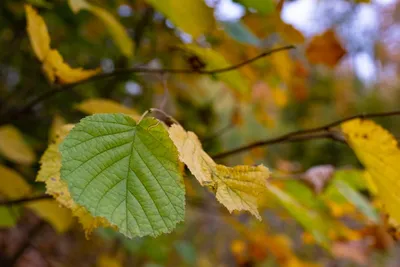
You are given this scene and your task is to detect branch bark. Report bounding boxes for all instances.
[0,45,294,126]
[0,195,52,206]
[212,110,400,159]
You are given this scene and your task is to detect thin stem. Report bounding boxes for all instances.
[0,195,52,206]
[212,110,400,159]
[1,45,294,125]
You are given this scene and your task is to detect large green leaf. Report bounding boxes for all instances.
[60,114,185,238]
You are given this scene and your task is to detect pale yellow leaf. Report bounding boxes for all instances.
[341,119,400,226]
[0,164,72,232]
[271,47,293,84]
[42,49,101,84]
[68,0,134,57]
[25,5,100,84]
[0,125,36,165]
[26,200,73,233]
[97,255,122,267]
[0,164,31,198]
[49,114,67,141]
[184,44,250,95]
[76,98,140,121]
[37,124,115,236]
[145,0,215,38]
[68,0,89,12]
[24,4,50,61]
[169,124,270,219]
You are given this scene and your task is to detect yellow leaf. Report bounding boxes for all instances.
[49,114,67,140]
[25,5,100,84]
[26,200,73,233]
[341,119,400,226]
[306,30,346,67]
[24,4,50,61]
[271,47,293,84]
[0,164,31,198]
[37,125,115,237]
[97,255,122,267]
[68,0,134,57]
[145,0,215,38]
[0,125,36,165]
[169,124,270,219]
[76,98,140,121]
[0,164,72,232]
[184,44,250,95]
[42,49,101,84]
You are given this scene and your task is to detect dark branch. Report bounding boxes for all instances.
[212,110,400,159]
[0,195,52,206]
[2,45,294,125]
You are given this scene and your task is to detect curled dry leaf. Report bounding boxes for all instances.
[169,123,270,219]
[25,4,100,84]
[302,164,335,193]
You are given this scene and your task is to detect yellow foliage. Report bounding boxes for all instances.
[0,164,31,197]
[97,255,122,267]
[306,30,347,67]
[169,124,270,219]
[26,200,73,233]
[76,98,140,121]
[0,125,36,165]
[342,119,400,227]
[25,4,100,84]
[42,50,100,84]
[0,164,72,232]
[25,4,50,61]
[68,0,134,57]
[37,125,115,237]
[49,114,67,140]
[145,0,215,38]
[183,44,250,95]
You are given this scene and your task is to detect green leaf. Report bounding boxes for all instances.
[0,207,20,227]
[68,0,134,58]
[221,21,260,46]
[145,0,215,38]
[334,180,379,223]
[267,184,331,248]
[60,114,185,238]
[234,0,274,14]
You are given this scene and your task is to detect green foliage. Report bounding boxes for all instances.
[60,114,185,237]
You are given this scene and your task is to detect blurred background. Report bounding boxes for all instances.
[1,0,400,266]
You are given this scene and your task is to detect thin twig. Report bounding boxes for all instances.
[212,110,400,159]
[1,45,294,125]
[0,195,52,206]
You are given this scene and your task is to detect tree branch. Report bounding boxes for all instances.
[0,45,294,126]
[0,195,52,206]
[212,110,400,159]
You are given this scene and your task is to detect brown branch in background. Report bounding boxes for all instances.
[0,195,52,206]
[212,110,400,159]
[2,110,400,207]
[0,45,295,126]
